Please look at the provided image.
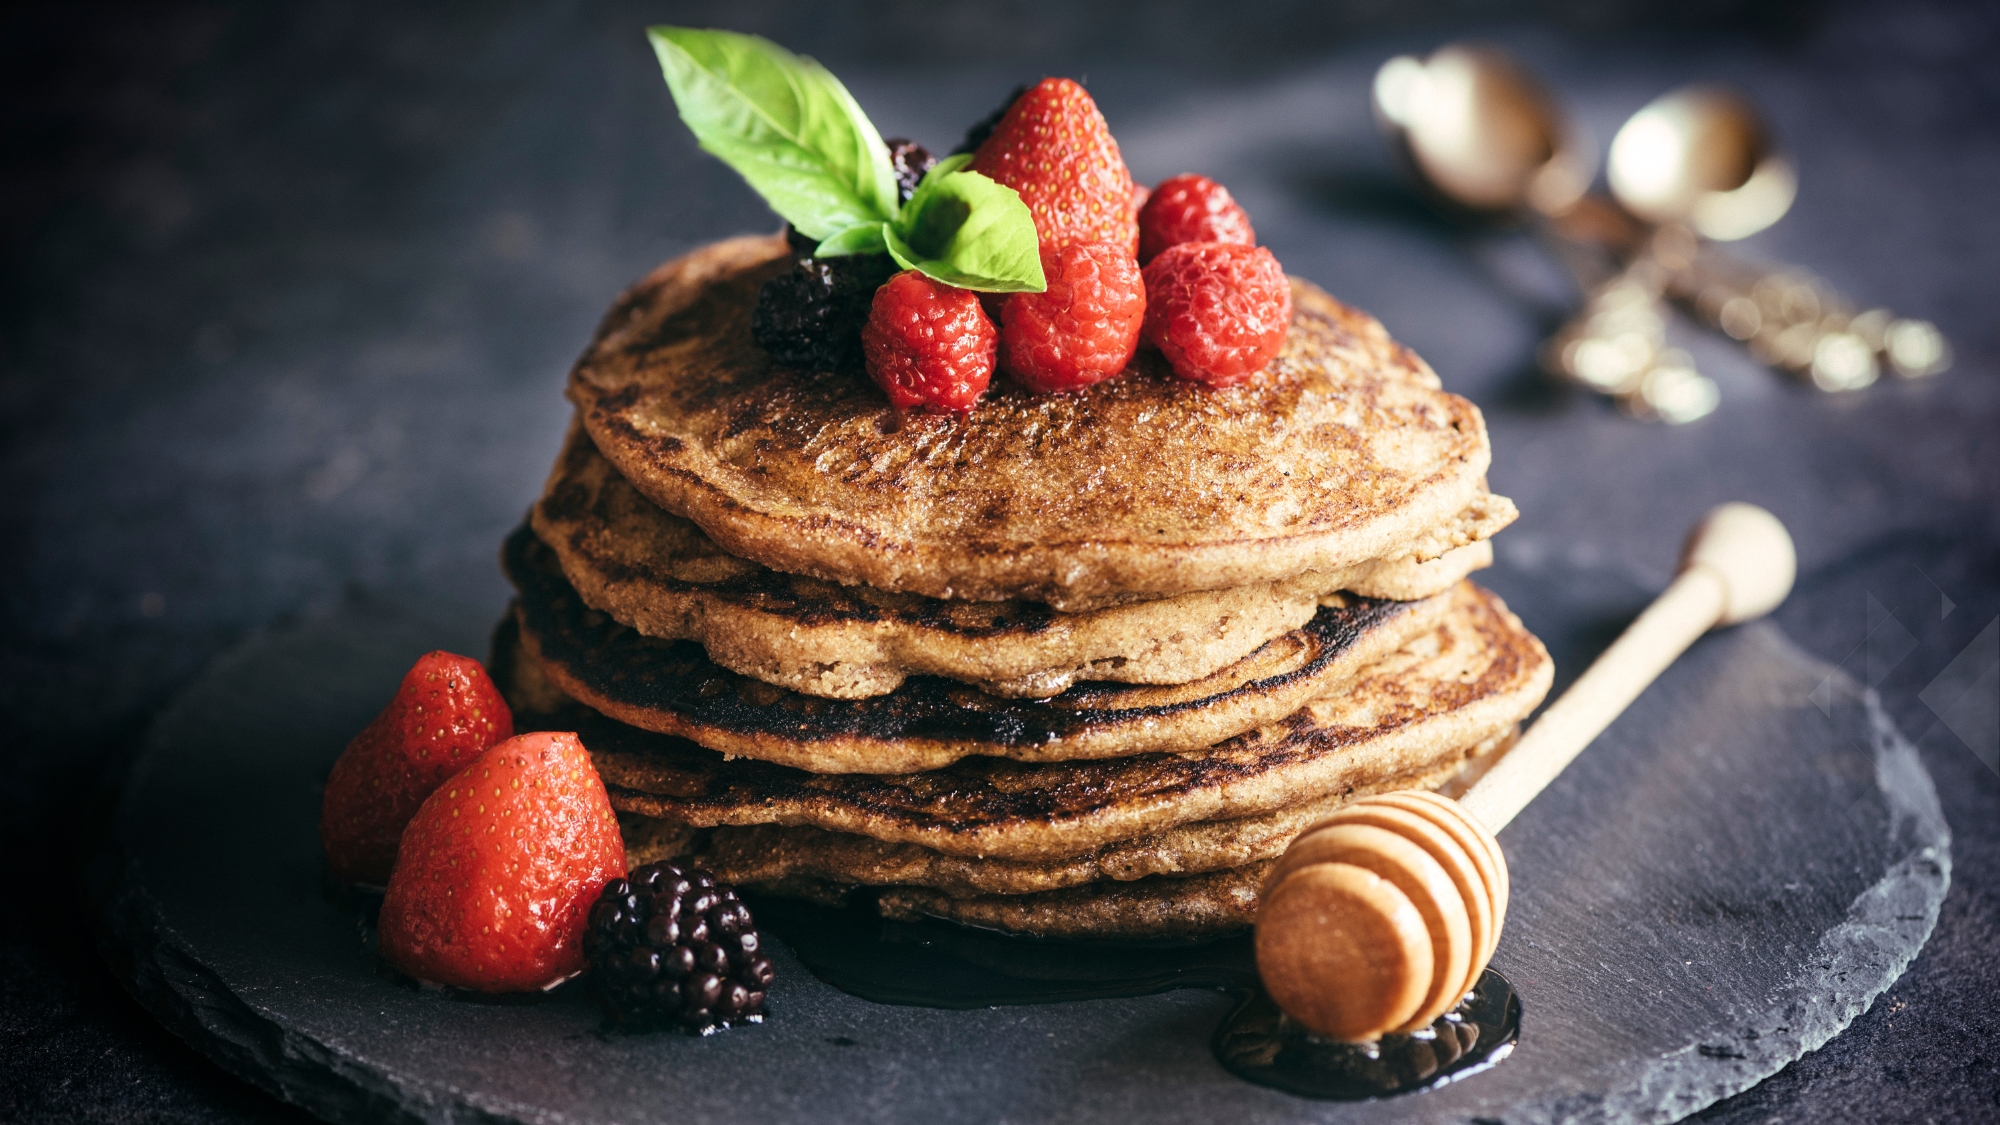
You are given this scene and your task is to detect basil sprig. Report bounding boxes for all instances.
[647,27,1044,293]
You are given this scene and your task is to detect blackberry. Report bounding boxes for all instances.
[583,863,775,1033]
[752,252,896,373]
[756,136,933,371]
[950,84,1029,156]
[884,138,937,203]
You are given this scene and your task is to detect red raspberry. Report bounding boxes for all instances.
[1138,174,1256,264]
[1141,242,1292,386]
[862,271,997,412]
[1000,241,1145,394]
[969,78,1138,254]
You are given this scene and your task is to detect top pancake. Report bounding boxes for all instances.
[534,416,1509,699]
[570,234,1494,607]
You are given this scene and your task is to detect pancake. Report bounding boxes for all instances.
[505,523,1455,773]
[535,418,1506,699]
[569,234,1500,608]
[511,581,1552,861]
[669,727,1512,897]
[875,864,1270,940]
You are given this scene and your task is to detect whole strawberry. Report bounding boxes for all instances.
[320,651,513,885]
[378,730,626,992]
[862,270,998,412]
[1000,241,1146,394]
[1138,174,1256,264]
[969,78,1138,255]
[1141,242,1293,386]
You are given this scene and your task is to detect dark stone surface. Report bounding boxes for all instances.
[93,564,1945,1124]
[4,0,1997,1120]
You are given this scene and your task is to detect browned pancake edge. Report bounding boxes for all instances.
[569,234,1496,607]
[494,581,1552,861]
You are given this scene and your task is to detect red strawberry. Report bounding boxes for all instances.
[378,731,626,992]
[320,651,513,885]
[969,78,1138,254]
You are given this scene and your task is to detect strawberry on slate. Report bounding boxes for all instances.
[320,651,513,885]
[969,77,1138,255]
[378,730,627,992]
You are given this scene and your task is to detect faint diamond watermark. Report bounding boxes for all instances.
[1920,616,1999,774]
[1810,571,1997,775]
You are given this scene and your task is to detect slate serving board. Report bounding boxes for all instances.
[94,562,1948,1125]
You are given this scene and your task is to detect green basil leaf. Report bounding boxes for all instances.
[813,222,890,258]
[886,163,1046,293]
[647,27,899,239]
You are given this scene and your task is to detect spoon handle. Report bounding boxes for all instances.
[1458,568,1724,832]
[1657,233,1953,387]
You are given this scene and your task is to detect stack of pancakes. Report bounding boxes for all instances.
[493,235,1553,940]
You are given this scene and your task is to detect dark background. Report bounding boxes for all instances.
[3,1,1995,1121]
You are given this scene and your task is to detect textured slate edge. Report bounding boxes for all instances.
[87,619,576,1125]
[94,865,437,1125]
[87,618,1952,1125]
[1507,674,1951,1125]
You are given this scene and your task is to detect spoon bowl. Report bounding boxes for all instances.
[1373,45,1593,218]
[1607,86,1796,241]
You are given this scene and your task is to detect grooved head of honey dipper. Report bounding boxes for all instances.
[1255,792,1504,1041]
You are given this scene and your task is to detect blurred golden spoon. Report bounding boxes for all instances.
[1372,46,1718,422]
[1374,49,1949,406]
[1372,45,1592,220]
[1609,87,1949,388]
[1607,86,1796,242]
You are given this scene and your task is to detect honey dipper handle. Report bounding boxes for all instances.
[1458,503,1796,832]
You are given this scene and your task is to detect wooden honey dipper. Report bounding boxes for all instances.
[1255,503,1797,1042]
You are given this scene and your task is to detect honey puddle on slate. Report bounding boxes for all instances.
[751,897,1520,1100]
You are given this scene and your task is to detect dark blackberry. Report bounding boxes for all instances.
[584,862,775,1033]
[752,252,897,373]
[884,138,937,203]
[949,84,1029,156]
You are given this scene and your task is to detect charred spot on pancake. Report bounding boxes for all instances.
[513,588,1549,864]
[502,523,1410,754]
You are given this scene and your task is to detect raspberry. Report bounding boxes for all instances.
[1000,241,1146,394]
[1138,174,1256,264]
[1141,242,1292,387]
[861,271,997,412]
[969,78,1138,254]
